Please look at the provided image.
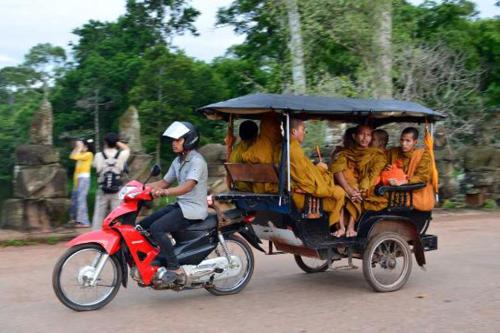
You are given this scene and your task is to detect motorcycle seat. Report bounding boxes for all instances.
[185,214,218,231]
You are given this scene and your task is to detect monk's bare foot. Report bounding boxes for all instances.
[332,227,346,238]
[346,229,357,238]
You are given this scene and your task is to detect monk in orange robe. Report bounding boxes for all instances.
[330,125,387,237]
[289,119,345,225]
[241,113,282,193]
[386,127,435,211]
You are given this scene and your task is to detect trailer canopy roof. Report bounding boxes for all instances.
[198,93,445,124]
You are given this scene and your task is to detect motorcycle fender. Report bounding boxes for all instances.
[116,247,129,288]
[66,229,121,255]
[238,224,266,253]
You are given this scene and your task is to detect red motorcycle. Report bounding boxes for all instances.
[52,166,261,311]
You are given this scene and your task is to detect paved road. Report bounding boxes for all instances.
[1,212,499,333]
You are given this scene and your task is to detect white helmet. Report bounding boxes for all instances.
[163,121,199,150]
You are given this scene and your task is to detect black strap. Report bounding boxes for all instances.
[102,149,121,160]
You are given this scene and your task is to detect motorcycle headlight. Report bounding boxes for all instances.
[119,186,137,200]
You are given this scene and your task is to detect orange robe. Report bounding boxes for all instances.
[330,146,387,220]
[241,113,282,193]
[290,139,345,225]
[229,140,253,192]
[387,147,435,211]
[387,148,432,184]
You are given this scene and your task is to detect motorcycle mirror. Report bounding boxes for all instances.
[143,164,162,190]
[150,164,161,177]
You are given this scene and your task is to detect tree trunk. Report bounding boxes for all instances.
[155,140,161,165]
[285,0,306,94]
[156,67,164,165]
[372,0,392,99]
[94,88,101,152]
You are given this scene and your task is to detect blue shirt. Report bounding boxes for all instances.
[163,150,208,220]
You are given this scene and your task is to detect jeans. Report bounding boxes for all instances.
[70,177,90,225]
[139,204,200,270]
[92,189,121,230]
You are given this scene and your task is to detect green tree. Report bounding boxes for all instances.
[129,46,228,165]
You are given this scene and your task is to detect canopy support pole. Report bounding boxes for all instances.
[286,113,291,194]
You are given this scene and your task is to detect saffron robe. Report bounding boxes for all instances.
[290,139,345,225]
[330,146,387,220]
[387,147,435,211]
[387,147,432,184]
[242,113,282,193]
[229,140,253,192]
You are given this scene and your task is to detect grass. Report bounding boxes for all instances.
[1,235,68,247]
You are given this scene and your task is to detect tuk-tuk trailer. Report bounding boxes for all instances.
[198,93,443,292]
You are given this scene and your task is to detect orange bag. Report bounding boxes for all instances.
[407,149,435,211]
[379,160,407,186]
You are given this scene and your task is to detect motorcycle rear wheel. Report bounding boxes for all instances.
[205,235,254,296]
[52,244,122,311]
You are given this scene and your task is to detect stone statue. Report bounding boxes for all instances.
[198,143,228,194]
[119,106,152,183]
[2,99,69,231]
[119,106,143,153]
[30,97,53,145]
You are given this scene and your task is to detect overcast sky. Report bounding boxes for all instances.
[0,0,498,69]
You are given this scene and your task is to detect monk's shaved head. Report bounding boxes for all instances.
[290,118,304,131]
[290,118,306,144]
[356,124,373,134]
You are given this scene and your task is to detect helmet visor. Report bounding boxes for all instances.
[163,121,190,140]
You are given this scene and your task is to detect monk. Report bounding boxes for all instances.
[241,113,282,193]
[289,119,345,226]
[329,126,356,162]
[386,127,435,210]
[330,125,387,237]
[371,129,389,151]
[229,120,259,192]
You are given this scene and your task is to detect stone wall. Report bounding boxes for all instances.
[1,145,70,231]
[462,146,500,207]
[198,143,228,194]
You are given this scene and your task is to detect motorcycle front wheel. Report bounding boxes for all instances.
[205,235,254,296]
[52,244,122,311]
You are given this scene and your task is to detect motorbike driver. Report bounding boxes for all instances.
[139,121,208,283]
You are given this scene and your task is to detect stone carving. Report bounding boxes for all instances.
[462,145,500,207]
[1,100,69,231]
[30,98,53,145]
[119,106,143,153]
[118,106,152,182]
[433,130,458,200]
[198,143,228,194]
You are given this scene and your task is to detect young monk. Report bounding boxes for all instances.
[330,125,387,237]
[386,127,435,210]
[229,120,259,192]
[289,119,345,226]
[330,126,357,161]
[371,129,389,151]
[242,113,282,193]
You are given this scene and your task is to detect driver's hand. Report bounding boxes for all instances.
[152,189,165,198]
[384,164,393,171]
[207,195,214,206]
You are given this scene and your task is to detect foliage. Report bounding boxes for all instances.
[129,46,228,164]
[483,199,498,209]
